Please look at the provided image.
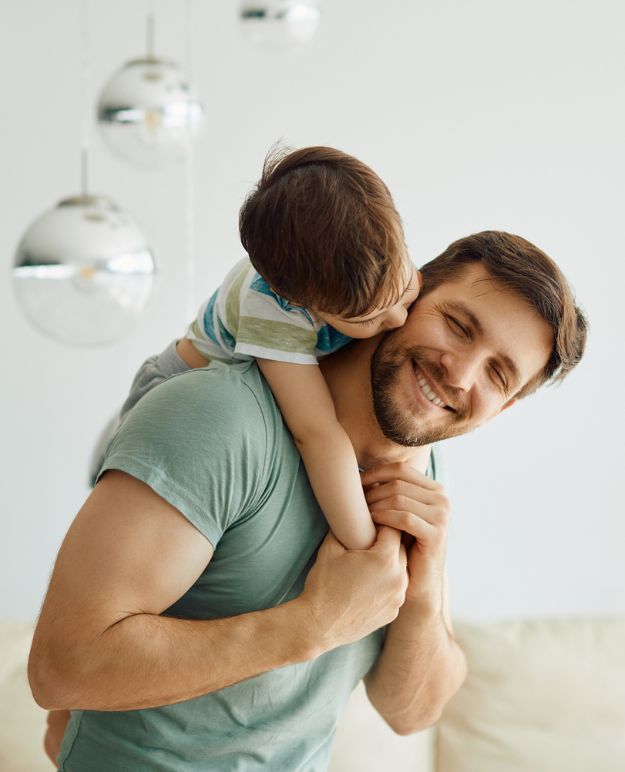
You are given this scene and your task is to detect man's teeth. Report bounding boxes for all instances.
[415,370,447,408]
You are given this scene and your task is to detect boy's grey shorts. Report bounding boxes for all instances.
[89,340,191,485]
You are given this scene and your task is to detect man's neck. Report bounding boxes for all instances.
[320,338,432,474]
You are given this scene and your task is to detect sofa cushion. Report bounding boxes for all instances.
[0,621,50,772]
[437,617,625,772]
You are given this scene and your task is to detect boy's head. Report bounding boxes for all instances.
[239,145,413,327]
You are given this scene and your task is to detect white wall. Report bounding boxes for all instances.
[1,0,623,622]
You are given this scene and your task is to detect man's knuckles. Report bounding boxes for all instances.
[362,461,414,483]
[431,494,451,523]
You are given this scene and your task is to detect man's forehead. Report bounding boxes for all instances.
[431,264,528,313]
[438,263,507,297]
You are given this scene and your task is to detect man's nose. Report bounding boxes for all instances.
[440,351,480,392]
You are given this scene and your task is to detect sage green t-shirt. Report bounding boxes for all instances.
[57,360,441,771]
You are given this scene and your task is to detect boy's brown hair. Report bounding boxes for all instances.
[239,145,408,317]
[419,231,588,397]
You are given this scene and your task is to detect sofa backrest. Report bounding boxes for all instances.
[437,617,625,772]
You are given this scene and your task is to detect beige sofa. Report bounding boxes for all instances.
[3,618,624,771]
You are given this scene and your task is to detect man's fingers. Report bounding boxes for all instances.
[398,541,408,571]
[370,509,436,541]
[319,530,346,556]
[375,527,408,596]
[361,462,441,491]
[369,493,447,527]
[373,525,402,552]
[365,480,441,508]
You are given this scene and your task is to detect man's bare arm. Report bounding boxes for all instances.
[29,471,407,712]
[360,463,467,734]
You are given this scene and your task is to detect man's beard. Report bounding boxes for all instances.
[370,337,469,447]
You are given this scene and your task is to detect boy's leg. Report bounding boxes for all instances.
[118,340,192,418]
[88,341,191,485]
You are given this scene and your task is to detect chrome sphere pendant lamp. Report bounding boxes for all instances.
[12,1,156,347]
[239,0,321,52]
[97,12,204,168]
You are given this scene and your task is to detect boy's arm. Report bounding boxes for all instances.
[258,359,377,550]
[29,471,406,712]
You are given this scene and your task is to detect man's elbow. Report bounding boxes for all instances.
[28,641,80,710]
[382,705,445,737]
[28,655,57,710]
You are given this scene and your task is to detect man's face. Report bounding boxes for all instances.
[370,263,554,446]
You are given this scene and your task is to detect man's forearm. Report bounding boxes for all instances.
[31,526,410,713]
[30,599,315,712]
[364,598,467,735]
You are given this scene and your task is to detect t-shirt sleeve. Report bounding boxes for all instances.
[97,365,269,549]
[234,280,319,365]
[427,443,448,487]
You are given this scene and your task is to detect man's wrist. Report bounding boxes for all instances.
[405,568,445,614]
[401,598,441,627]
[286,597,327,660]
[403,581,445,621]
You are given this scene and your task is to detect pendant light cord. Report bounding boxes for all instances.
[184,0,197,323]
[80,0,91,196]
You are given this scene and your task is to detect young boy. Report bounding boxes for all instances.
[112,146,420,550]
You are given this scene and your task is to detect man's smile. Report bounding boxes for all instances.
[411,361,455,412]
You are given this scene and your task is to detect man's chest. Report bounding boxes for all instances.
[166,468,327,619]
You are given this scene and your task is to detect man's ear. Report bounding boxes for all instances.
[499,396,517,414]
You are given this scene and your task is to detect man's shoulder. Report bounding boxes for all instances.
[150,360,276,418]
[115,359,282,458]
[100,360,286,546]
[102,359,285,493]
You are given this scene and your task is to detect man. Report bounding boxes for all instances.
[29,231,586,770]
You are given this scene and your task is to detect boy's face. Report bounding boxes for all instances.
[370,263,554,446]
[318,262,421,338]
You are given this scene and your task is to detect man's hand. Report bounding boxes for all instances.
[300,527,408,651]
[359,462,465,734]
[44,709,70,766]
[361,462,450,609]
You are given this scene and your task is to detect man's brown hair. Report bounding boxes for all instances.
[239,145,408,317]
[419,231,587,397]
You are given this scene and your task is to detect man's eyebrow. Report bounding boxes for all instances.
[445,301,484,334]
[445,301,522,386]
